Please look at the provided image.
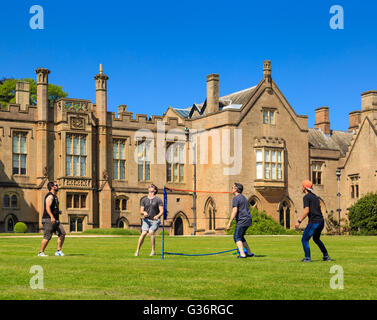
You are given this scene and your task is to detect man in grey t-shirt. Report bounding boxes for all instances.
[135,184,163,257]
[225,183,254,259]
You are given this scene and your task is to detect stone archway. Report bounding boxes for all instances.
[279,200,291,229]
[174,217,183,235]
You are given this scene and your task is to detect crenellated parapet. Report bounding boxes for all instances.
[55,98,93,130]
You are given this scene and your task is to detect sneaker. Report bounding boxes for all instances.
[38,252,48,257]
[246,252,255,258]
[237,255,247,259]
[301,258,311,262]
[55,250,65,256]
[323,256,331,261]
[134,251,139,257]
[150,252,156,256]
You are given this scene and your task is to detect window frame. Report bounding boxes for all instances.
[312,162,323,185]
[12,131,28,176]
[255,148,284,181]
[137,140,152,182]
[113,139,127,181]
[65,134,87,177]
[66,193,87,210]
[166,142,185,183]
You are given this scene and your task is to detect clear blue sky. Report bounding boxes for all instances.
[1,0,376,131]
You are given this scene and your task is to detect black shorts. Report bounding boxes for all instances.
[42,219,66,240]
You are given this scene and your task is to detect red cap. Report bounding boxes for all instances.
[302,180,313,191]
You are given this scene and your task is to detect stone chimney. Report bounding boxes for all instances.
[94,63,109,126]
[349,110,361,132]
[263,60,272,82]
[361,90,377,111]
[361,90,377,125]
[15,81,30,110]
[206,73,219,114]
[315,106,331,135]
[35,68,50,121]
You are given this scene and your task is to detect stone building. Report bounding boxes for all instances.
[0,61,376,234]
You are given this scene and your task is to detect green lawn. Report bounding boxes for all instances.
[0,235,376,300]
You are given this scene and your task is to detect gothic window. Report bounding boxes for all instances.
[256,149,283,180]
[113,139,126,180]
[66,134,87,177]
[312,162,323,185]
[13,132,27,175]
[137,140,151,181]
[166,142,184,183]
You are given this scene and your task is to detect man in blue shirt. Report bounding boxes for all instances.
[225,183,254,258]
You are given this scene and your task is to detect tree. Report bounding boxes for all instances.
[348,193,377,235]
[0,78,68,107]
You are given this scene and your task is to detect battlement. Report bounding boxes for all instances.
[0,102,37,121]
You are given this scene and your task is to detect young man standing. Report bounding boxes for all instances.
[295,180,331,262]
[38,181,66,257]
[225,183,254,259]
[135,184,163,257]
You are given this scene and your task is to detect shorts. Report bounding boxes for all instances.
[141,218,161,233]
[42,219,66,240]
[233,224,251,243]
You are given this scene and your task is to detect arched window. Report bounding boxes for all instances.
[115,199,120,211]
[121,199,127,211]
[279,201,291,229]
[3,195,10,208]
[6,216,14,232]
[204,198,216,231]
[11,195,18,208]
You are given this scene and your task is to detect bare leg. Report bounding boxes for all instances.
[40,239,49,253]
[135,231,148,256]
[57,235,65,251]
[236,241,246,257]
[149,231,156,255]
[242,241,252,255]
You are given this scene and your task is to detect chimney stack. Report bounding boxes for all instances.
[206,74,219,114]
[263,60,272,82]
[349,110,361,132]
[15,81,30,110]
[315,106,331,135]
[361,90,377,111]
[35,68,50,121]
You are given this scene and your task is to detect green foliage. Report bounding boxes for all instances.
[348,192,377,235]
[226,207,299,235]
[159,230,170,236]
[82,228,140,235]
[14,222,28,233]
[0,78,67,107]
[325,210,350,235]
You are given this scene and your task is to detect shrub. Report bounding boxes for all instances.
[348,192,377,235]
[159,230,170,236]
[226,207,299,235]
[14,222,28,233]
[82,228,140,235]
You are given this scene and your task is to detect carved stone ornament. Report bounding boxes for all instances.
[70,117,85,130]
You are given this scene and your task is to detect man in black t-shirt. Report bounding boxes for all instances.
[295,180,330,262]
[38,181,66,257]
[135,184,163,257]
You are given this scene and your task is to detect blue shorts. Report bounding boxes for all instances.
[233,224,250,243]
[142,218,161,233]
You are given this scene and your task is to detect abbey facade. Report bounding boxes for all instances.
[1,61,376,234]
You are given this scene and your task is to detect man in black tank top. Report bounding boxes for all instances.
[38,181,66,257]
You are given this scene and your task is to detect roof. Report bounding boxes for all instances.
[308,128,354,157]
[172,108,191,118]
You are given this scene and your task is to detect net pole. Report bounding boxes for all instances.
[162,187,167,260]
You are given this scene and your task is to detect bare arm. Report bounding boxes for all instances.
[140,206,149,218]
[226,207,238,230]
[295,207,310,228]
[45,195,56,223]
